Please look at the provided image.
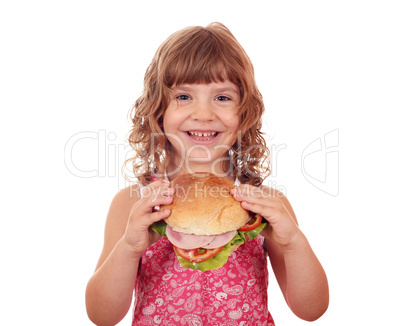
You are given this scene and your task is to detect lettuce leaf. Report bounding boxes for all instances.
[151,220,167,237]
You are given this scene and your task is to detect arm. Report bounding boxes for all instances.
[232,185,329,321]
[85,181,174,326]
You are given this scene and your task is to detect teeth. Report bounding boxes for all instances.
[188,131,217,137]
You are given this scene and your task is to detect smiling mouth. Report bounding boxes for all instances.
[187,131,218,141]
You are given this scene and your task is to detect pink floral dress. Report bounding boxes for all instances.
[132,234,275,325]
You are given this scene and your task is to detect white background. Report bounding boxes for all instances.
[1,0,401,325]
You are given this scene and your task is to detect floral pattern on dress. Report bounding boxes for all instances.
[132,235,275,326]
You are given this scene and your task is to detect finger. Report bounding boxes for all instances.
[232,185,277,206]
[133,208,172,232]
[142,183,174,205]
[149,208,171,223]
[145,193,174,212]
[231,184,262,199]
[160,186,175,197]
[142,179,170,195]
[133,187,174,215]
[240,201,275,222]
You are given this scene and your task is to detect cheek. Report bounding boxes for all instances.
[227,114,240,133]
[162,114,183,148]
[162,110,174,132]
[162,104,186,132]
[162,101,176,129]
[225,116,241,145]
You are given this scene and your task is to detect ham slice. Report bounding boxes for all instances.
[166,225,215,249]
[166,225,237,250]
[202,230,236,249]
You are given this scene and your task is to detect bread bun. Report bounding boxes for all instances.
[162,172,249,236]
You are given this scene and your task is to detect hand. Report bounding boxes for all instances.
[231,185,300,248]
[122,180,174,256]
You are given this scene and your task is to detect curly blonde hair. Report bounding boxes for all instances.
[124,22,270,186]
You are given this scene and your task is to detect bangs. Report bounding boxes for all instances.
[160,28,242,88]
[164,54,238,87]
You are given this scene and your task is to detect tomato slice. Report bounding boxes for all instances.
[238,213,263,231]
[174,246,223,262]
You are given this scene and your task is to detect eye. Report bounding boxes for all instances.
[215,95,231,101]
[176,94,191,101]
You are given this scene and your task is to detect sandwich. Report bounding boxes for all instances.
[151,172,267,271]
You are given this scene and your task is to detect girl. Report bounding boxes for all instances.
[86,22,329,326]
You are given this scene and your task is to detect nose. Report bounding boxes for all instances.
[191,101,215,121]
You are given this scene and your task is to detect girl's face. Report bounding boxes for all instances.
[163,80,240,174]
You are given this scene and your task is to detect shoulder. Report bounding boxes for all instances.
[94,184,142,270]
[109,183,142,212]
[106,183,143,229]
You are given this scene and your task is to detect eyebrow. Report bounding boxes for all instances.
[215,87,239,95]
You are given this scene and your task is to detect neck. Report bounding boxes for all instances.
[166,158,235,183]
